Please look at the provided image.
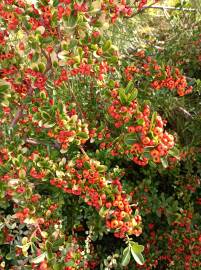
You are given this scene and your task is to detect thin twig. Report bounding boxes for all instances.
[10,85,34,128]
[10,107,24,128]
[128,1,159,18]
[10,49,52,129]
[142,5,197,12]
[25,137,61,149]
[174,107,193,120]
[64,82,86,121]
[79,146,89,157]
[41,48,52,74]
[127,3,197,19]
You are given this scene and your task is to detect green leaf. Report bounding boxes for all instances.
[124,134,137,145]
[31,252,47,264]
[40,37,53,44]
[169,147,180,157]
[6,252,15,260]
[43,122,56,128]
[103,40,112,51]
[38,63,46,73]
[119,88,127,105]
[41,111,50,120]
[109,55,118,64]
[136,118,144,126]
[77,132,88,139]
[65,261,75,267]
[99,206,108,218]
[125,81,134,94]
[150,112,157,131]
[0,85,9,92]
[1,99,9,107]
[161,157,168,168]
[84,161,90,169]
[24,20,31,30]
[97,165,107,172]
[121,247,131,267]
[68,39,78,49]
[63,14,78,28]
[128,88,138,103]
[53,0,59,7]
[53,263,63,270]
[52,237,65,249]
[130,247,145,266]
[47,250,54,260]
[32,52,39,62]
[130,242,144,253]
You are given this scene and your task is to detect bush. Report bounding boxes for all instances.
[0,0,201,269]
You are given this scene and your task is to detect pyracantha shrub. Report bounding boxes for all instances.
[0,0,200,269]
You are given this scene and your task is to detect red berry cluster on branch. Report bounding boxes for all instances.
[105,85,175,166]
[50,155,142,238]
[124,51,193,96]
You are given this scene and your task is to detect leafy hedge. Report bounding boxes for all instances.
[0,1,201,270]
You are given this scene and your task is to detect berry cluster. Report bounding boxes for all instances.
[0,52,14,61]
[25,69,47,91]
[105,193,142,238]
[108,89,138,128]
[0,3,19,30]
[151,65,193,97]
[64,239,97,270]
[50,156,142,238]
[47,104,89,151]
[124,51,193,96]
[106,87,175,166]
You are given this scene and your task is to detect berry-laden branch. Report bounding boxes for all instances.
[10,85,34,128]
[24,137,60,150]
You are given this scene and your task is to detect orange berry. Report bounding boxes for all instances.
[142,136,150,145]
[113,200,119,207]
[111,219,119,229]
[150,149,160,158]
[119,211,127,219]
[39,261,48,270]
[153,127,163,135]
[105,202,112,209]
[124,205,130,213]
[118,201,124,210]
[116,194,122,201]
[125,221,132,228]
[118,220,124,227]
[153,156,161,163]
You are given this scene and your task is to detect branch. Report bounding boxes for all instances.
[142,5,196,12]
[127,3,197,19]
[64,82,86,121]
[41,48,52,74]
[10,85,34,128]
[128,1,158,18]
[174,107,193,120]
[10,107,24,128]
[10,49,52,129]
[79,146,89,158]
[25,138,61,149]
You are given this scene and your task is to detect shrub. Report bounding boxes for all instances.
[0,1,200,270]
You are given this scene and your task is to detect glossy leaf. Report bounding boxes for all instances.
[124,133,137,145]
[121,247,131,267]
[31,252,47,264]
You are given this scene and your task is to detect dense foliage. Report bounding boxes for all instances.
[0,0,201,269]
